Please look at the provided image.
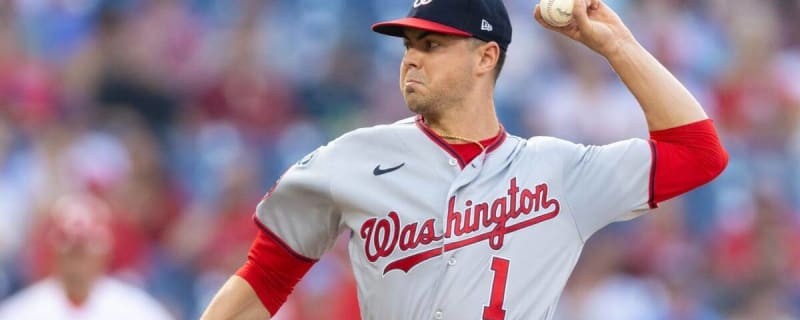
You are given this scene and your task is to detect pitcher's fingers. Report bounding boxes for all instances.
[534,5,558,31]
[534,5,576,32]
[571,0,591,27]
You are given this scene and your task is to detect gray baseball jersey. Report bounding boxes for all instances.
[257,116,654,320]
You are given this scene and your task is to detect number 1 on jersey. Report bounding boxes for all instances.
[482,257,510,320]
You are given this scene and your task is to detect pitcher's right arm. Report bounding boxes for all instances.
[201,276,271,320]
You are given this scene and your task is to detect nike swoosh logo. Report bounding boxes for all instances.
[373,163,405,176]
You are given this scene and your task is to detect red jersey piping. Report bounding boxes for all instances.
[647,140,658,209]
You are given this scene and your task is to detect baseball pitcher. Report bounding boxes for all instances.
[201,0,728,319]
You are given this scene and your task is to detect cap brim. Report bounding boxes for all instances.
[372,17,472,38]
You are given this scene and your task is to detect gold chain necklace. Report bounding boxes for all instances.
[435,132,487,153]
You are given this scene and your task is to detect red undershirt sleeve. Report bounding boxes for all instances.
[649,119,729,205]
[235,219,316,316]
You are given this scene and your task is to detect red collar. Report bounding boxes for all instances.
[414,115,506,168]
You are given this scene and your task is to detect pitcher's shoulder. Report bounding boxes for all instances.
[522,135,584,152]
[329,116,419,147]
[520,135,652,164]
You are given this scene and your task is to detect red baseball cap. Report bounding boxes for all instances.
[372,0,513,52]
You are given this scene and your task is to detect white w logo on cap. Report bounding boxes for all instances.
[413,0,433,8]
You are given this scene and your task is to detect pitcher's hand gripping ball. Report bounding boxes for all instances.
[540,0,575,27]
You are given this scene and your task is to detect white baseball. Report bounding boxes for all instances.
[539,0,575,27]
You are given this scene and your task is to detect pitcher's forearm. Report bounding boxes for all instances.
[606,39,708,131]
[201,276,271,320]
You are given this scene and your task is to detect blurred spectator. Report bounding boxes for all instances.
[0,193,173,319]
[526,46,647,143]
[192,9,297,140]
[555,231,670,320]
[709,185,800,313]
[725,279,796,320]
[708,1,800,195]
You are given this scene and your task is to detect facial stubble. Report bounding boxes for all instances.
[402,66,474,115]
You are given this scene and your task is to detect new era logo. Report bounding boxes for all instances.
[413,0,433,8]
[481,19,493,31]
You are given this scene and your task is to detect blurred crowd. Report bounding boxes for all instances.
[0,0,798,319]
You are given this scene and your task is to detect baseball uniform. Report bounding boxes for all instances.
[256,116,653,319]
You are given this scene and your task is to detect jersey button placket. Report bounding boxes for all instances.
[447,257,456,266]
[448,158,458,166]
[434,310,444,319]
